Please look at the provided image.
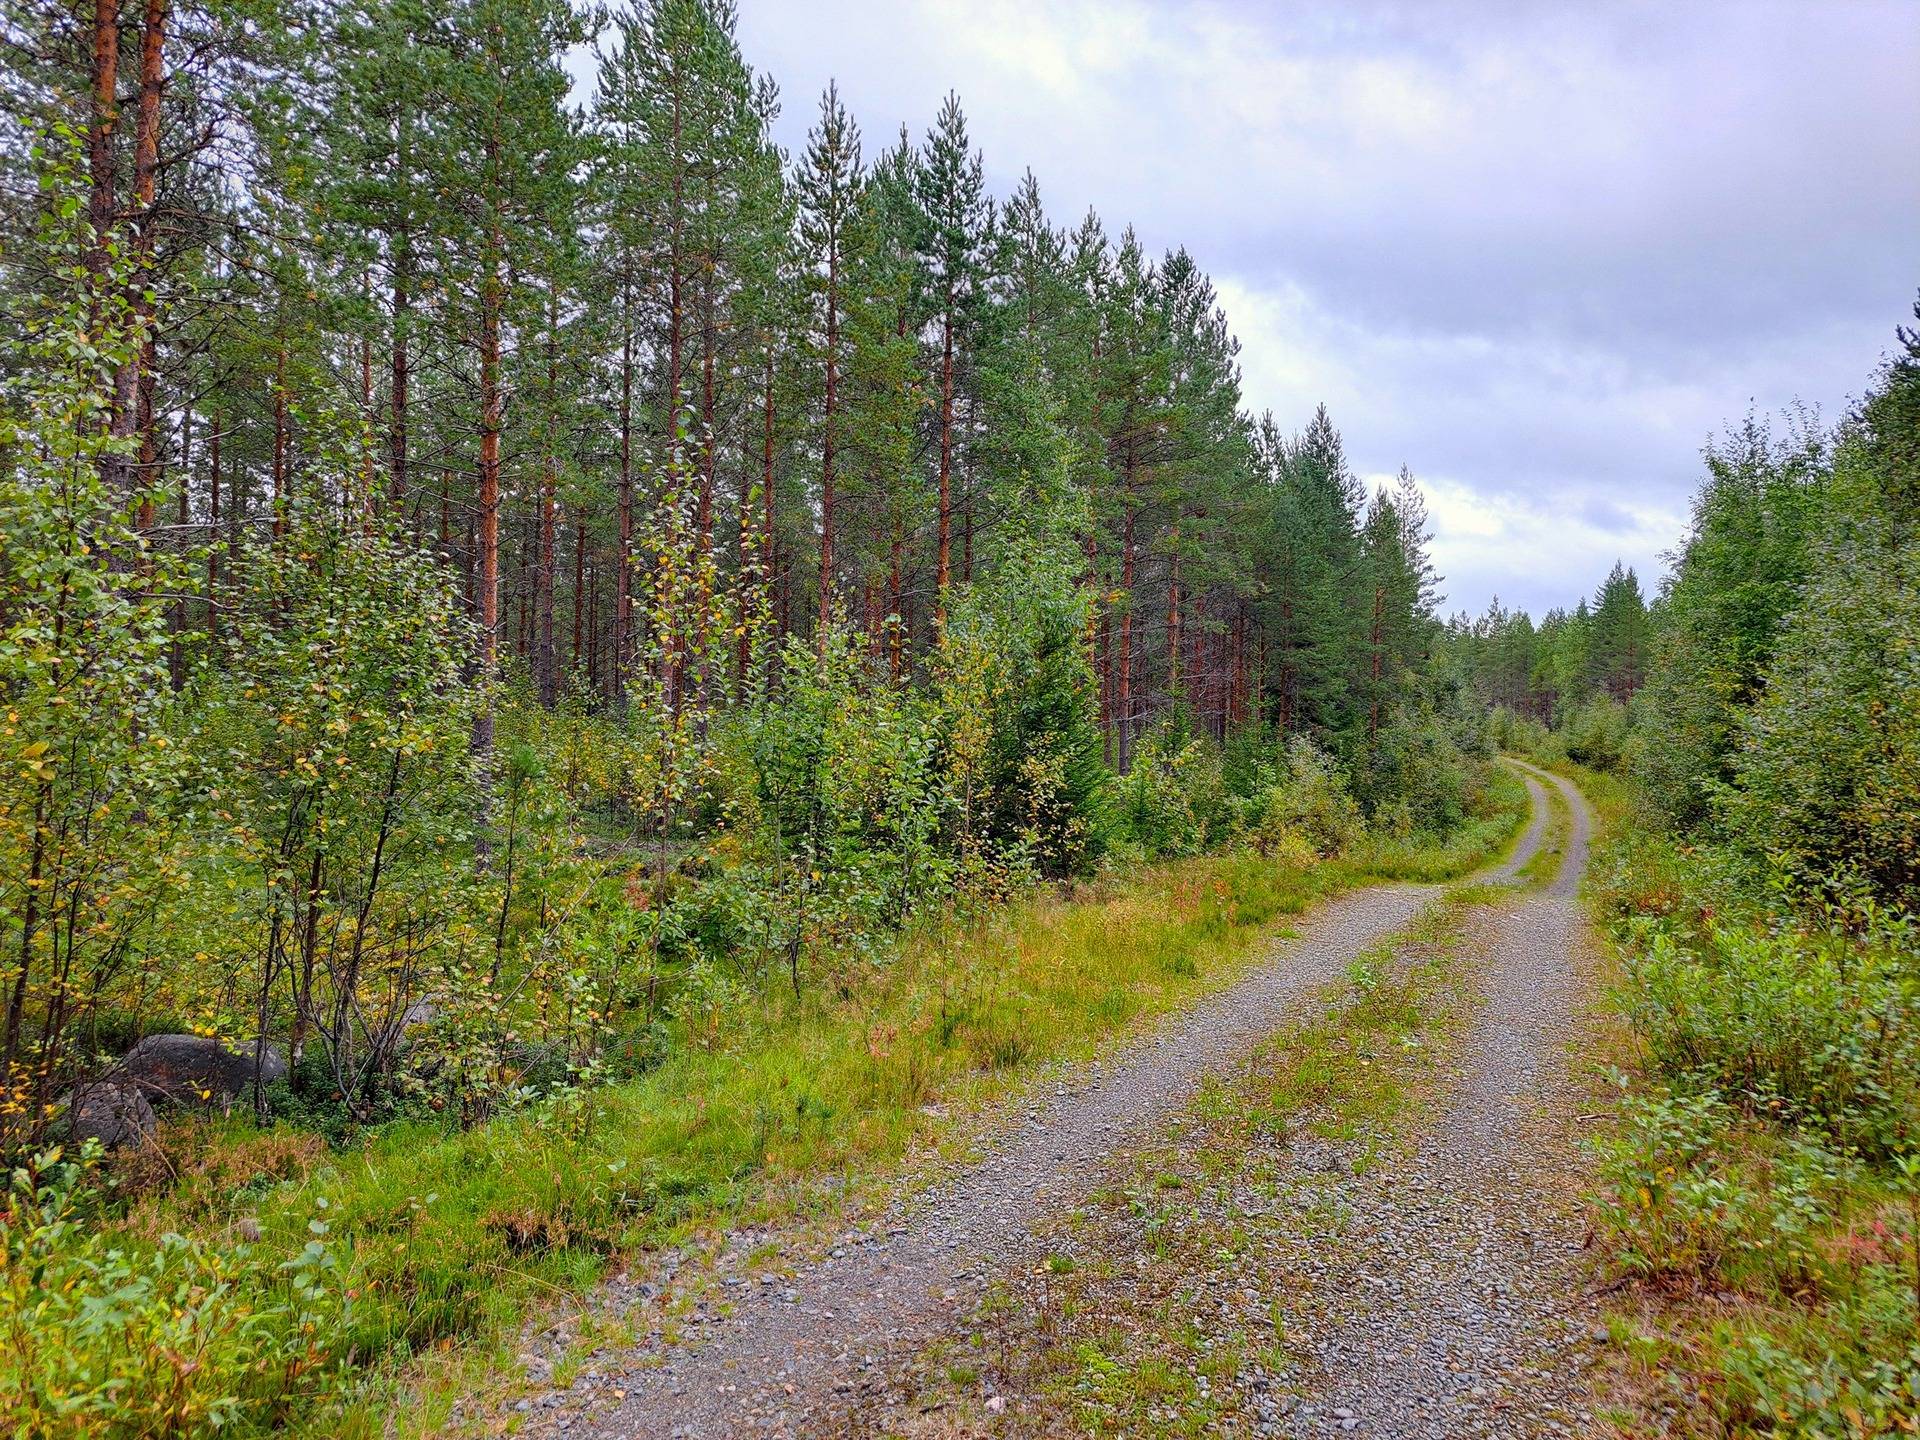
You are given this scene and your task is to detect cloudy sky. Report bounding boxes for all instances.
[721,0,1919,618]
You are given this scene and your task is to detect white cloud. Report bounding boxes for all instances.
[1412,474,1684,620]
[726,0,1919,614]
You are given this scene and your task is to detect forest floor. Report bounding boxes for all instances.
[489,766,1612,1439]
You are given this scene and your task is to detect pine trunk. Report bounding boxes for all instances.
[206,410,221,638]
[614,303,633,701]
[535,287,559,708]
[390,224,411,509]
[474,254,503,757]
[89,0,119,487]
[119,0,165,506]
[935,304,954,624]
[818,233,839,649]
[1117,481,1136,772]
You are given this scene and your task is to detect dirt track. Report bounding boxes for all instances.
[511,768,1582,1439]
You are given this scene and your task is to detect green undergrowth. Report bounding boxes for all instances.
[9,783,1527,1438]
[1576,766,1920,1438]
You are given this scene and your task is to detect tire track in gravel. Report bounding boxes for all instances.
[1272,760,1602,1439]
[510,776,1556,1440]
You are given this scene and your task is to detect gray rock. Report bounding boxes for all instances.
[65,1081,156,1148]
[116,1033,287,1104]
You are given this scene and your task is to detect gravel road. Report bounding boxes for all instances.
[508,773,1561,1440]
[1268,760,1603,1438]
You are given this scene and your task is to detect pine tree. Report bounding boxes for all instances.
[1586,560,1649,703]
[435,0,584,754]
[914,93,989,625]
[796,81,862,648]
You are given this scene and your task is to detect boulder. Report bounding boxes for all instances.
[117,1033,288,1105]
[66,1081,157,1149]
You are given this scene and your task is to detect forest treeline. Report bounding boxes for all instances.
[0,0,1478,1156]
[1449,298,1918,911]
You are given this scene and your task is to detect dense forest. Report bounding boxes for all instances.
[0,0,1474,1148]
[1448,313,1919,913]
[0,6,1507,1424]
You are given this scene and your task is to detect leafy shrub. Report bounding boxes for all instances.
[1592,1089,1861,1293]
[1562,695,1632,770]
[1359,710,1472,835]
[1622,916,1920,1158]
[1593,1089,1759,1282]
[1723,1311,1920,1440]
[1258,738,1362,859]
[1484,704,1555,760]
[1,1147,346,1436]
[1717,447,1920,912]
[1111,734,1224,861]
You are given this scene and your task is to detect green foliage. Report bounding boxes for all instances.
[1622,297,1920,915]
[1561,695,1632,771]
[1110,733,1224,861]
[747,631,948,987]
[2,1146,347,1436]
[0,141,186,1143]
[1717,442,1920,911]
[1592,1089,1858,1289]
[1483,704,1556,761]
[1254,736,1364,859]
[1357,709,1472,836]
[1592,1088,1761,1282]
[1723,1313,1920,1440]
[1621,912,1920,1158]
[977,639,1109,877]
[189,503,481,1115]
[1590,768,1920,1438]
[1633,413,1830,826]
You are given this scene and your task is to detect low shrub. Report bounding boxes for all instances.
[1484,704,1556,760]
[2,1147,348,1437]
[1620,912,1920,1160]
[1562,695,1632,771]
[1592,1088,1855,1293]
[1111,733,1225,861]
[1722,1309,1920,1440]
[1591,783,1920,1437]
[1255,737,1363,859]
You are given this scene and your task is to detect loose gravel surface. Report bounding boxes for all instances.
[1267,762,1604,1439]
[503,780,1560,1440]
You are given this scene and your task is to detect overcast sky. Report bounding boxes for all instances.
[715,0,1919,618]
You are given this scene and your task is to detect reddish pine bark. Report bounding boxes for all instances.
[122,0,165,510]
[474,254,503,756]
[935,306,954,625]
[206,410,220,638]
[390,226,411,508]
[818,224,840,649]
[614,307,633,699]
[535,286,559,708]
[1117,477,1136,772]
